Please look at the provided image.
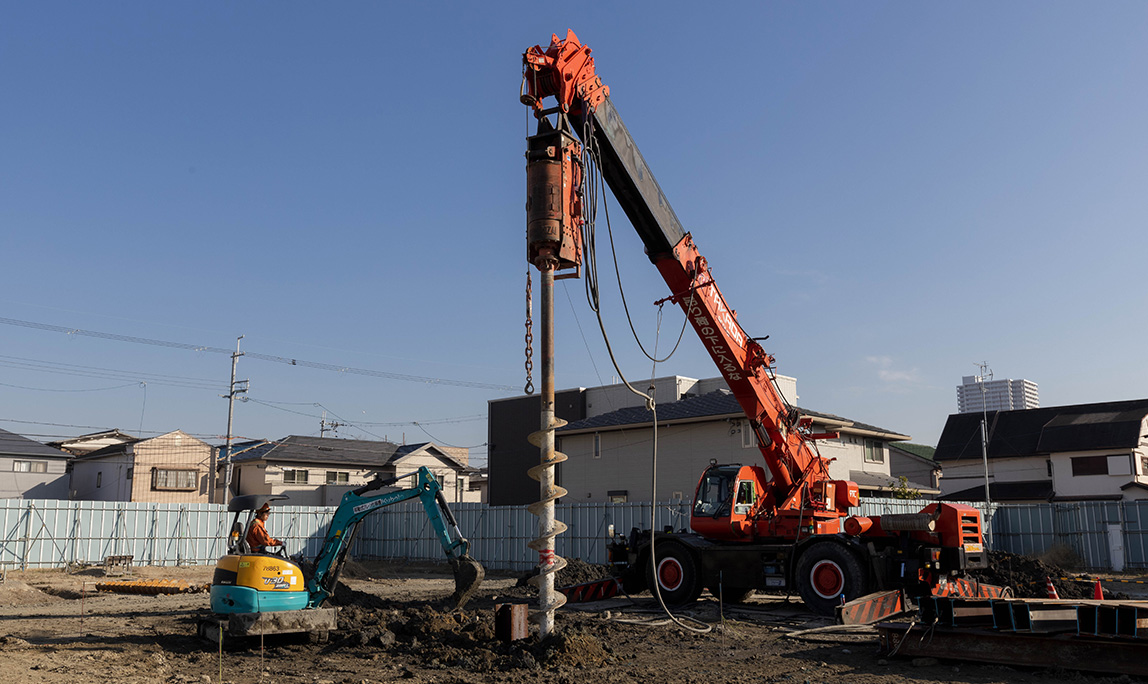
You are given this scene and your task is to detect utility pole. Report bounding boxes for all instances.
[219,336,248,503]
[977,361,994,549]
[319,411,344,437]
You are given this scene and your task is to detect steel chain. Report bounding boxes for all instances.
[524,268,534,394]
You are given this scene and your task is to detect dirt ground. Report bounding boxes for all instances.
[0,559,1144,684]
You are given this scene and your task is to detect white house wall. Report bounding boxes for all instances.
[940,456,1048,499]
[584,377,697,418]
[557,416,889,504]
[811,432,892,481]
[0,457,69,499]
[391,452,469,503]
[558,421,742,503]
[242,451,474,507]
[582,375,797,420]
[251,464,377,505]
[1050,450,1142,498]
[889,452,938,488]
[71,454,135,501]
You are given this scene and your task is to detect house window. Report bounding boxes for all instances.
[864,440,885,464]
[1142,456,1148,475]
[1071,456,1109,476]
[742,422,759,449]
[283,469,309,484]
[326,471,349,484]
[593,433,602,459]
[152,469,198,491]
[608,490,628,504]
[126,467,133,480]
[96,471,102,488]
[12,460,47,473]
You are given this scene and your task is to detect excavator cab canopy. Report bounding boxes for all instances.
[227,494,289,513]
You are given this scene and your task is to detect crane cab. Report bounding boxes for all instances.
[210,494,309,614]
[690,464,770,540]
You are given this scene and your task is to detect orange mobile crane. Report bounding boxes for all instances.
[522,30,990,616]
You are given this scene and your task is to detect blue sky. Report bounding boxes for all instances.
[2,2,1146,466]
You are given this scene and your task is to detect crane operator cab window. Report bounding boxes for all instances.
[694,467,737,518]
[733,480,756,516]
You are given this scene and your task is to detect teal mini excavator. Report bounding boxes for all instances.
[200,466,485,643]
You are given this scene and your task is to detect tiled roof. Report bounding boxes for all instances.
[890,442,936,461]
[391,442,467,470]
[75,430,206,460]
[942,479,1054,502]
[558,389,905,437]
[0,428,71,459]
[935,399,1148,462]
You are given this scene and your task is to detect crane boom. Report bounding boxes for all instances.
[523,30,857,530]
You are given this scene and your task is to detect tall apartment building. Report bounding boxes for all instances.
[957,375,1039,413]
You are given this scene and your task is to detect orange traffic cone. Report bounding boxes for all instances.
[1093,579,1104,600]
[1045,577,1060,599]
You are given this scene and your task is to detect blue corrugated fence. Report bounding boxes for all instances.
[0,498,1136,572]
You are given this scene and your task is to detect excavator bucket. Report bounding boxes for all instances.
[450,555,485,610]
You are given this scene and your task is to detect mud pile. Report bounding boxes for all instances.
[969,550,1107,599]
[515,559,616,590]
[332,603,613,674]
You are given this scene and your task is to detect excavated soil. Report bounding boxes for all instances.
[0,559,1143,683]
[969,550,1125,599]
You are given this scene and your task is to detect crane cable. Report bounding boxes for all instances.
[578,114,708,634]
[581,115,690,364]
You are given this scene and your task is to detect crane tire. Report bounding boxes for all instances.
[646,542,703,605]
[795,541,867,616]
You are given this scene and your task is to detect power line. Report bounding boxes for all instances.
[244,394,486,426]
[0,316,516,391]
[0,380,143,393]
[0,353,225,391]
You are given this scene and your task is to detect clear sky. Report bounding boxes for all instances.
[2,2,1146,467]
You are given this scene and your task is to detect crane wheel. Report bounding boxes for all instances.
[646,542,703,605]
[794,541,867,616]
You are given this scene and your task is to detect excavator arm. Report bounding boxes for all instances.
[305,466,484,608]
[523,31,858,530]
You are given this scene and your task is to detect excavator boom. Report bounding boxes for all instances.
[307,466,485,609]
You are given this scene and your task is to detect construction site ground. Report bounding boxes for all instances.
[0,560,1145,684]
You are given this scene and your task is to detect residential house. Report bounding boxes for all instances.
[467,467,488,504]
[0,427,71,499]
[486,375,929,505]
[934,399,1148,503]
[48,429,136,456]
[556,387,930,503]
[888,443,942,492]
[219,435,477,506]
[70,430,214,503]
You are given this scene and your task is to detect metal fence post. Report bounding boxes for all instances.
[21,502,33,571]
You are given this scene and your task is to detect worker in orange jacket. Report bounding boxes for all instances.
[246,504,282,553]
